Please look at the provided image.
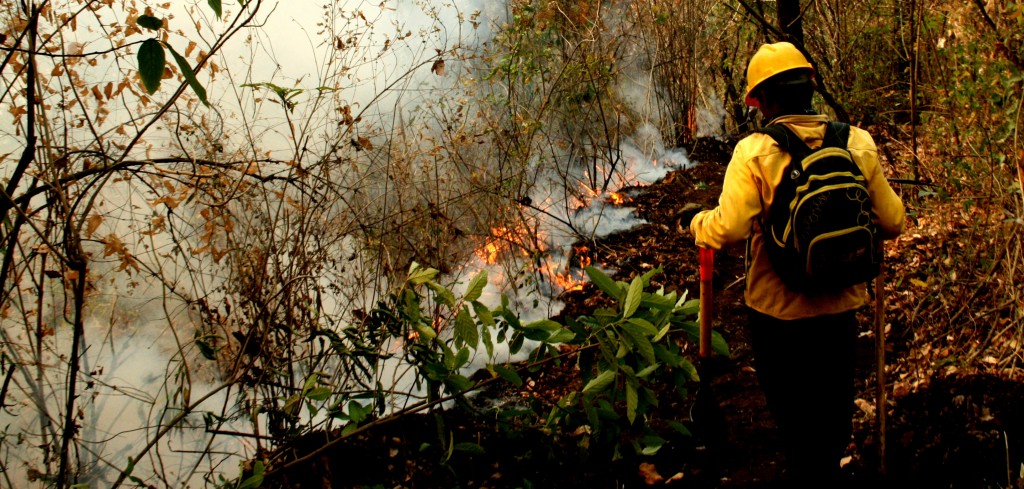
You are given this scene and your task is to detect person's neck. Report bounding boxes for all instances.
[762,107,817,124]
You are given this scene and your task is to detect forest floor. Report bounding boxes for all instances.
[264,138,1024,488]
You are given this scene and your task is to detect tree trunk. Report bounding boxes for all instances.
[778,0,804,44]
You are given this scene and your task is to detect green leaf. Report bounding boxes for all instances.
[640,293,677,311]
[407,262,438,285]
[454,442,486,454]
[194,335,220,360]
[445,374,473,393]
[653,323,671,343]
[422,361,448,381]
[473,301,496,356]
[636,363,660,378]
[282,394,301,416]
[481,321,494,357]
[625,317,658,335]
[673,318,700,341]
[237,461,264,489]
[522,328,553,341]
[414,323,437,341]
[621,322,656,364]
[497,304,521,330]
[166,44,209,106]
[622,276,643,318]
[463,270,488,302]
[583,395,600,428]
[639,266,662,286]
[582,369,616,395]
[677,298,700,316]
[653,344,684,368]
[471,301,494,327]
[137,39,165,95]
[136,15,163,30]
[208,0,222,18]
[341,423,359,436]
[306,387,332,401]
[454,347,471,370]
[712,330,730,356]
[427,281,456,307]
[585,266,623,300]
[491,364,523,387]
[640,435,665,455]
[454,306,479,347]
[348,401,369,423]
[509,331,524,355]
[522,319,561,331]
[669,420,692,437]
[546,328,576,344]
[615,337,630,359]
[302,373,319,394]
[680,357,699,382]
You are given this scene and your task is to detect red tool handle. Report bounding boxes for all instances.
[699,248,714,358]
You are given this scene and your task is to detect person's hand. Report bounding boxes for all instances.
[676,203,704,236]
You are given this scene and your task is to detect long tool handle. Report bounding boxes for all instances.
[875,267,887,474]
[699,248,714,358]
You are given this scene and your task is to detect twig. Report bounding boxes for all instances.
[0,361,15,411]
[0,39,146,58]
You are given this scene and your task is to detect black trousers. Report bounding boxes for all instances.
[748,308,858,483]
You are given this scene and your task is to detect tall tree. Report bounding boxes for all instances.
[777,0,804,44]
[737,0,848,121]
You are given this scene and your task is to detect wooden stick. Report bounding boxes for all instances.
[875,266,888,475]
[699,248,714,358]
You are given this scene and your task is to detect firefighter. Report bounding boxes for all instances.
[689,42,906,484]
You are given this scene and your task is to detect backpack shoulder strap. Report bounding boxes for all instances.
[757,123,811,177]
[756,123,810,157]
[822,121,851,150]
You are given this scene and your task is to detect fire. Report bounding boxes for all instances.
[542,259,587,293]
[472,225,592,294]
[544,244,592,293]
[570,185,605,212]
[474,225,534,265]
[572,245,592,268]
[608,192,628,205]
[551,271,586,292]
[478,240,501,265]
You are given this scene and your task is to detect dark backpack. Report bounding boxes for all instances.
[757,121,881,293]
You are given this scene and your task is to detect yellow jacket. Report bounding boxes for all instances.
[690,115,905,320]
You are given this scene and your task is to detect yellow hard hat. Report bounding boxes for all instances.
[744,42,814,107]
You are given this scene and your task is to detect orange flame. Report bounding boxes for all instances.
[473,225,592,294]
[575,245,592,268]
[608,192,628,205]
[474,225,533,265]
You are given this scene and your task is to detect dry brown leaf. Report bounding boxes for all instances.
[102,233,125,257]
[854,398,875,417]
[431,58,446,76]
[638,462,663,485]
[85,214,104,238]
[355,136,374,151]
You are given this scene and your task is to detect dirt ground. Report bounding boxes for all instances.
[262,138,1024,488]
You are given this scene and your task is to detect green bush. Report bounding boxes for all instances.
[545,266,727,460]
